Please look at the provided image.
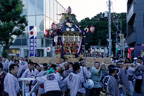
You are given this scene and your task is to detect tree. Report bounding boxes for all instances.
[0,0,27,57]
[78,12,126,54]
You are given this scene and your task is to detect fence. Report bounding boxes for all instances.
[18,78,37,96]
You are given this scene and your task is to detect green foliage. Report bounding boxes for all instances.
[0,0,27,57]
[78,12,126,52]
[2,49,7,58]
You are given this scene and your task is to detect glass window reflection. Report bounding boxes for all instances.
[46,0,50,17]
[36,0,44,15]
[28,0,35,16]
[36,16,44,38]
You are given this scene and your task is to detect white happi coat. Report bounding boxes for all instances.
[77,66,91,94]
[60,72,81,96]
[36,72,61,93]
[21,68,39,92]
[8,60,14,68]
[2,59,9,70]
[36,71,47,94]
[17,61,28,78]
[4,73,20,96]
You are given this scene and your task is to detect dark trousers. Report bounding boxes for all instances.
[76,92,83,96]
[86,88,91,96]
[46,91,61,96]
[2,91,21,96]
[135,79,142,93]
[90,88,101,96]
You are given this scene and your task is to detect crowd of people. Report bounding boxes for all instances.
[0,56,144,96]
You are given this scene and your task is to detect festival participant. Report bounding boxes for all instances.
[0,63,6,95]
[103,65,120,96]
[116,61,131,96]
[60,62,73,96]
[36,68,62,96]
[60,62,81,96]
[4,64,20,96]
[77,59,91,96]
[14,60,19,65]
[135,57,144,94]
[66,62,73,75]
[35,63,42,72]
[134,57,143,93]
[62,62,71,78]
[21,62,39,96]
[60,58,67,66]
[36,63,48,96]
[127,63,140,96]
[2,58,9,72]
[8,56,15,68]
[17,59,28,78]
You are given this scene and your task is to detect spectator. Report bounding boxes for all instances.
[89,62,103,96]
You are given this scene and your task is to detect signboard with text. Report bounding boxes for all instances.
[29,26,37,57]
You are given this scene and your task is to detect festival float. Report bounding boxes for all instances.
[30,7,111,64]
[50,6,86,58]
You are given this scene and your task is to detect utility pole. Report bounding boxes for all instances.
[108,0,112,57]
[115,16,121,57]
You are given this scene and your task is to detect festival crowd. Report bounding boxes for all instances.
[0,56,144,96]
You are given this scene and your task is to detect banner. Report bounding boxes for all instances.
[29,26,37,57]
[128,48,135,59]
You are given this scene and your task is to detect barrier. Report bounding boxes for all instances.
[18,78,37,96]
[29,57,111,64]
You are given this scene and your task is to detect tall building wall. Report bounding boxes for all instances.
[9,0,66,57]
[127,0,144,47]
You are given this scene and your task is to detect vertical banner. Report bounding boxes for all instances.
[136,45,144,62]
[128,48,135,59]
[29,26,37,57]
[34,26,37,57]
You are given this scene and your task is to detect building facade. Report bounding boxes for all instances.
[8,0,66,57]
[127,0,144,47]
[90,46,108,55]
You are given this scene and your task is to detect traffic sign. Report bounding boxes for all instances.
[90,26,95,33]
[47,47,51,52]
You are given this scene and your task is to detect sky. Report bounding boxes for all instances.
[57,0,127,21]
